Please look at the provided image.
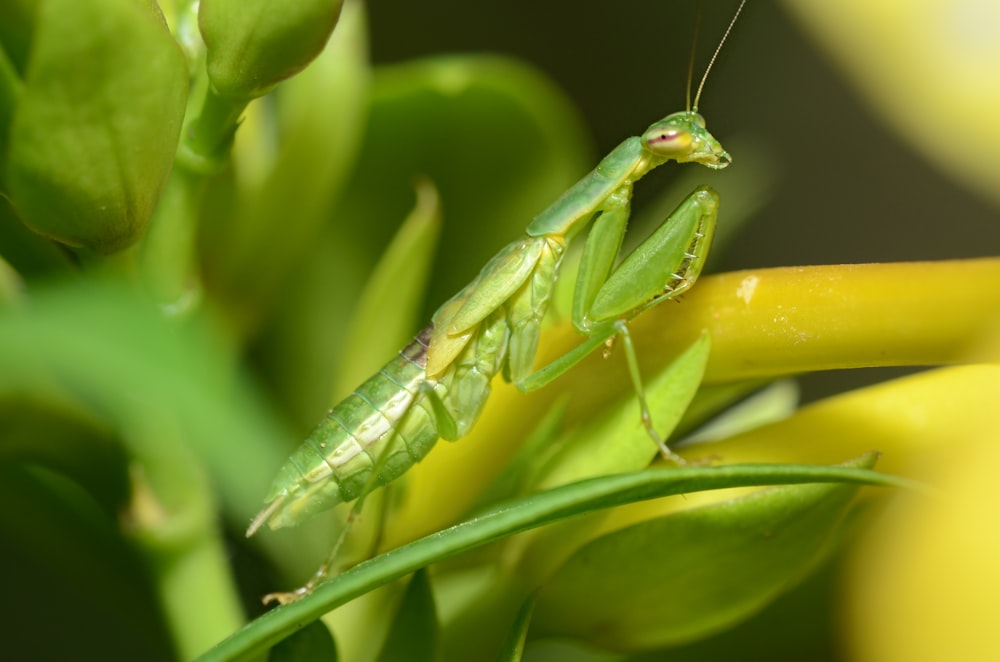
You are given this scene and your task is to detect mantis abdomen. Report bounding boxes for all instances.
[251,302,514,533]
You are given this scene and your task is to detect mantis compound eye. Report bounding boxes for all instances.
[641,110,728,167]
[642,127,693,157]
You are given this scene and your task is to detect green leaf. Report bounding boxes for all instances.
[269,620,337,662]
[5,0,188,253]
[669,379,773,441]
[680,379,799,446]
[495,597,535,662]
[0,254,22,307]
[375,569,440,662]
[531,455,878,651]
[535,332,712,491]
[510,333,712,583]
[197,455,912,660]
[335,179,441,397]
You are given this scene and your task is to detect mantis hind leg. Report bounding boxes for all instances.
[260,435,409,605]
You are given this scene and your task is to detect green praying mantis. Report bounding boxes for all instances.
[248,1,746,604]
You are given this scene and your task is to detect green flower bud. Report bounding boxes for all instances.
[199,0,344,100]
[4,0,188,254]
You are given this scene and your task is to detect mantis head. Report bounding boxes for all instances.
[641,0,744,171]
[641,111,732,170]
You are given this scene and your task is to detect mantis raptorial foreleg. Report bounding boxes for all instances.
[512,186,719,460]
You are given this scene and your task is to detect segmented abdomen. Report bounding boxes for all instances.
[261,327,446,529]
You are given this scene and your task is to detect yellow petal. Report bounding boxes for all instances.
[782,0,1000,207]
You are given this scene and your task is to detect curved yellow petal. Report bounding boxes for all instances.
[845,420,1000,661]
[782,0,1000,208]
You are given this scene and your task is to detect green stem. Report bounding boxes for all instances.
[123,418,245,660]
[74,243,141,283]
[141,67,249,313]
[198,460,912,660]
[141,168,205,314]
[154,529,247,659]
[179,83,250,172]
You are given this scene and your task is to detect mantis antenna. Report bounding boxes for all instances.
[684,1,703,112]
[692,0,747,112]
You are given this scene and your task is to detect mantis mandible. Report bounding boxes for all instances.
[249,0,745,603]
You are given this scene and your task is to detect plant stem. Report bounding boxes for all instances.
[181,85,250,172]
[141,168,205,314]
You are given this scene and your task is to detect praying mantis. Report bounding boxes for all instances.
[248,0,746,604]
